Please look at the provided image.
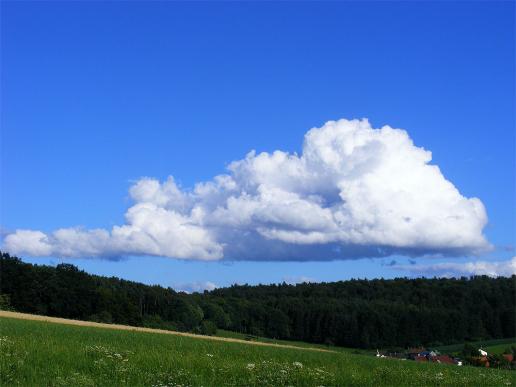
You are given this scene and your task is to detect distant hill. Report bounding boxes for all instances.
[1,252,514,349]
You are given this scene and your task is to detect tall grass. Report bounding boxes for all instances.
[1,317,514,386]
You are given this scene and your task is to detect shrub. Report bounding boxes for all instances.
[200,320,217,336]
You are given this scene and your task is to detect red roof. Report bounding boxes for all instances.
[503,354,514,362]
[431,355,455,365]
[472,356,490,367]
[414,356,428,362]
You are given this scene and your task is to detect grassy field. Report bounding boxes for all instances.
[485,344,516,356]
[1,316,515,386]
[437,338,516,355]
[215,329,366,354]
[217,329,516,358]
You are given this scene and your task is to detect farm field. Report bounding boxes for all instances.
[215,329,365,354]
[1,314,515,386]
[437,338,516,355]
[486,343,516,356]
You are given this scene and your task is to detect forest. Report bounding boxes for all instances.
[1,252,514,349]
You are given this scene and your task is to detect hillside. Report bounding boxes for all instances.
[0,310,334,353]
[1,252,515,349]
[2,315,514,386]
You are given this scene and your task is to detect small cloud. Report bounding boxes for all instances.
[391,257,516,278]
[282,275,317,285]
[382,259,398,267]
[173,281,217,293]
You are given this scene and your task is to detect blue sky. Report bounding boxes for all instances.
[1,1,514,290]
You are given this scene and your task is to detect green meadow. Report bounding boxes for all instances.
[215,329,364,354]
[1,317,515,386]
[436,338,516,356]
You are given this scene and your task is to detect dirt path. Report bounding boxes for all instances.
[0,310,335,353]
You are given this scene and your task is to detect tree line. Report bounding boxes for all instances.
[1,252,514,349]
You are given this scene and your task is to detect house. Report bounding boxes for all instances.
[405,348,465,367]
[471,356,490,368]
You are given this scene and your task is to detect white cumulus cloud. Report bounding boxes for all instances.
[3,118,490,260]
[391,257,516,278]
